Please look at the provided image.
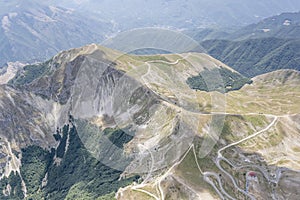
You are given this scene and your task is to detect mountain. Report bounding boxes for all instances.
[227,12,300,40]
[190,12,300,42]
[0,44,299,199]
[197,12,300,77]
[0,1,113,67]
[201,37,300,77]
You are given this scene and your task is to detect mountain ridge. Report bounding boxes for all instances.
[0,44,299,199]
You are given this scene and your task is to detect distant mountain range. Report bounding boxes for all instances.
[200,12,300,77]
[227,12,300,40]
[192,12,300,41]
[1,0,300,69]
[0,1,113,67]
[202,38,300,77]
[51,0,300,29]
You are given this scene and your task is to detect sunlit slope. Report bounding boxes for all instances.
[226,70,300,115]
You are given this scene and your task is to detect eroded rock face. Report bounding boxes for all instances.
[0,86,56,148]
[0,85,57,178]
[0,45,161,175]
